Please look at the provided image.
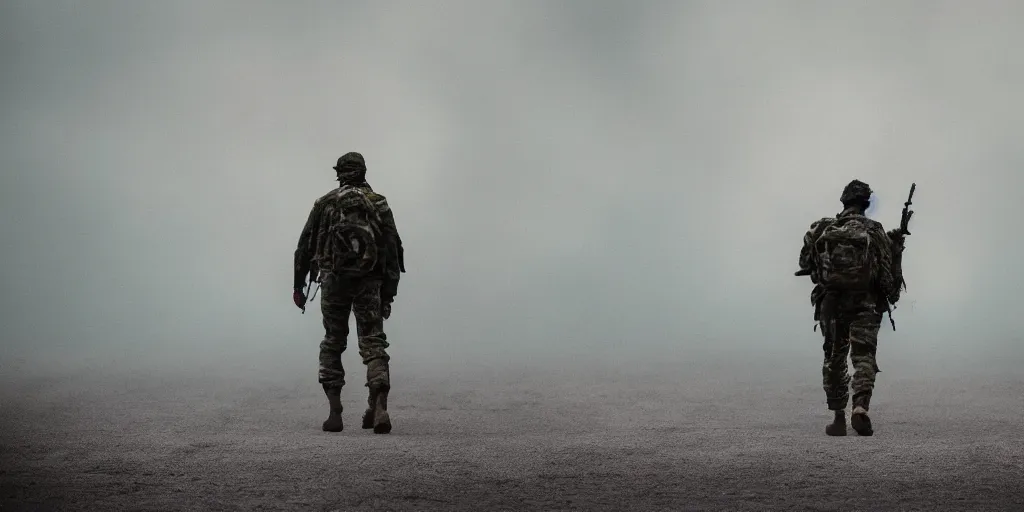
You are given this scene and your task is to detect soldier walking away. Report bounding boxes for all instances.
[796,180,909,436]
[292,152,405,434]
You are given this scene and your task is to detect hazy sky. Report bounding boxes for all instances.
[2,1,1022,375]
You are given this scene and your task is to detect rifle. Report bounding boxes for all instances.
[900,183,916,236]
[300,263,320,314]
[883,183,916,329]
[896,183,915,291]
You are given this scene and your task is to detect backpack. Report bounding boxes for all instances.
[319,185,386,278]
[813,215,877,290]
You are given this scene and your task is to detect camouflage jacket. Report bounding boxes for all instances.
[798,208,900,317]
[294,183,404,300]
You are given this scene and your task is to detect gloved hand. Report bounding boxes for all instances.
[293,288,307,310]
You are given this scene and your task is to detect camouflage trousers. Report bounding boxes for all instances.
[317,275,391,394]
[819,295,882,411]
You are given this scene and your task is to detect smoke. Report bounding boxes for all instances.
[865,191,880,218]
[1,0,1023,376]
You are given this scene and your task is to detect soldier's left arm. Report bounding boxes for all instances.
[293,200,323,291]
[800,219,830,317]
[798,218,829,281]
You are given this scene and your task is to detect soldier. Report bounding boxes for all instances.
[293,152,405,434]
[797,180,903,436]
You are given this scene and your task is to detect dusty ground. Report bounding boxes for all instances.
[1,358,1022,511]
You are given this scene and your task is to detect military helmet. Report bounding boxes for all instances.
[840,179,872,206]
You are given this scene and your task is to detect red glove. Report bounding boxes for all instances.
[293,289,307,310]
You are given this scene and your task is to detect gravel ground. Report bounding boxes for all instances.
[1,361,1022,511]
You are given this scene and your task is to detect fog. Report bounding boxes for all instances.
[2,0,1023,380]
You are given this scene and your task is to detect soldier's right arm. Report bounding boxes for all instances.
[293,199,324,291]
[377,200,404,302]
[871,223,900,306]
[385,208,404,273]
[888,227,905,297]
[887,228,904,303]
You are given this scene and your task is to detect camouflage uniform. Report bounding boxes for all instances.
[315,275,390,392]
[798,180,902,434]
[294,152,404,432]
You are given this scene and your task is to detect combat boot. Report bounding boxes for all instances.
[361,389,377,430]
[365,387,391,434]
[322,389,344,432]
[851,394,873,435]
[851,406,873,436]
[825,410,847,436]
